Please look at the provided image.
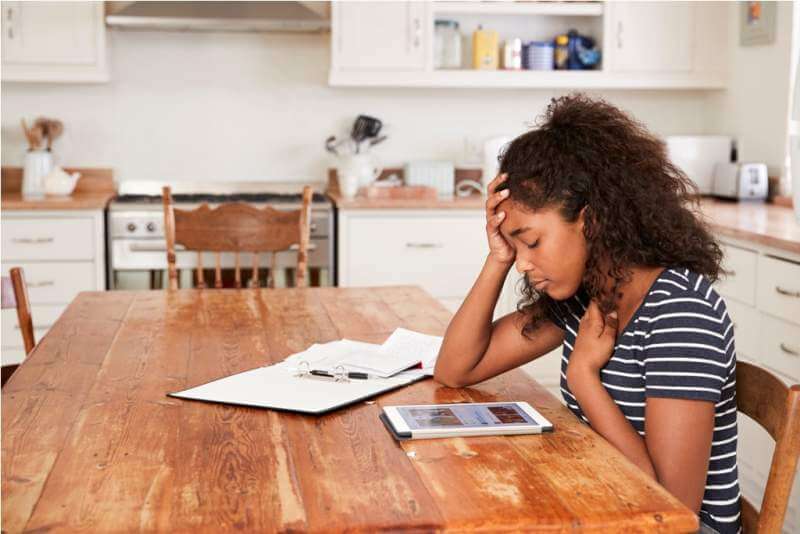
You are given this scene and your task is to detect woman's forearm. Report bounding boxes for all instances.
[567,363,657,479]
[434,255,512,384]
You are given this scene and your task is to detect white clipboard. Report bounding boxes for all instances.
[168,361,429,415]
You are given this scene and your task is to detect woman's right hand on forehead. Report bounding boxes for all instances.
[485,173,515,266]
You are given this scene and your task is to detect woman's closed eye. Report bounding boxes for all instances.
[526,239,540,249]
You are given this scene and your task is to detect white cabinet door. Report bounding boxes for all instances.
[607,1,693,73]
[1,1,108,82]
[333,1,427,71]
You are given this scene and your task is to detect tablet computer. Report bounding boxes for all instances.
[380,401,553,440]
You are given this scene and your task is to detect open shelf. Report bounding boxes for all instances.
[432,1,604,17]
[329,68,727,90]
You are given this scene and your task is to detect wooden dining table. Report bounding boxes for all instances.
[2,286,699,532]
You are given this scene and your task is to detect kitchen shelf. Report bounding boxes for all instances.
[328,69,727,90]
[432,1,604,17]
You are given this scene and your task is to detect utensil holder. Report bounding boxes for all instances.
[22,149,54,198]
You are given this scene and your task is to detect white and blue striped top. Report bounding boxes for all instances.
[551,268,742,534]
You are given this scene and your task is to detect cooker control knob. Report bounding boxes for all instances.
[146,222,156,232]
[127,223,137,233]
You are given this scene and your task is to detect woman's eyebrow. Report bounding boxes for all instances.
[510,226,531,237]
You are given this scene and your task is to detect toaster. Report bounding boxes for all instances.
[712,162,768,200]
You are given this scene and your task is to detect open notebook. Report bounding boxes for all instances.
[168,328,443,415]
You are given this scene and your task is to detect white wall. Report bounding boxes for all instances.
[706,1,795,191]
[2,28,718,184]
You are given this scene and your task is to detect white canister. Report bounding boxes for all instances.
[22,150,54,198]
[336,154,382,198]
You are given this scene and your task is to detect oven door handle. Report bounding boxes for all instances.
[128,243,317,252]
[128,242,183,252]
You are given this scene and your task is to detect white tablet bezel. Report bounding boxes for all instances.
[382,401,551,437]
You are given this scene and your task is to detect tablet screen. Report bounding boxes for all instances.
[397,403,538,430]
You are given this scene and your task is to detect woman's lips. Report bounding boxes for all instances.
[533,279,549,291]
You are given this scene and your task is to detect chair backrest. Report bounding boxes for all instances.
[162,186,313,290]
[1,267,35,355]
[736,361,800,533]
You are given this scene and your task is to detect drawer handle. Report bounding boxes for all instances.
[15,324,52,331]
[11,237,54,244]
[28,281,54,288]
[780,343,800,357]
[406,242,443,249]
[775,286,800,298]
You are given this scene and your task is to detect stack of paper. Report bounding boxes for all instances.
[284,328,443,378]
[168,328,444,415]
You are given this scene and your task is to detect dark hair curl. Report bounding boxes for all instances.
[496,93,723,337]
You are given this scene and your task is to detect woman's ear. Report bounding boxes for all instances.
[577,206,587,233]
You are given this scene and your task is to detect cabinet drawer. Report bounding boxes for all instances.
[343,214,487,298]
[756,255,800,326]
[725,299,759,362]
[716,243,757,306]
[758,315,800,383]
[2,217,95,261]
[1,304,65,350]
[2,262,96,304]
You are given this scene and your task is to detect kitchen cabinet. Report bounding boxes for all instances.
[329,1,728,89]
[331,1,428,71]
[1,1,108,83]
[604,2,692,73]
[1,210,106,365]
[715,238,800,534]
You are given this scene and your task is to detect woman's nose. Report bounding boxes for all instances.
[515,256,533,274]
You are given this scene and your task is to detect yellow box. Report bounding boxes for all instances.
[472,28,499,70]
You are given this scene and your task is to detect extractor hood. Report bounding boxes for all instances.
[105,1,330,33]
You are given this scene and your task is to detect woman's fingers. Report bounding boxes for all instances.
[485,188,510,214]
[487,172,508,195]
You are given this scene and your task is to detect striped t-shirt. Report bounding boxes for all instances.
[550,268,741,534]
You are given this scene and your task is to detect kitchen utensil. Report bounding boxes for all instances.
[351,115,382,142]
[666,135,732,194]
[712,162,768,200]
[22,149,54,198]
[404,161,454,198]
[43,166,81,196]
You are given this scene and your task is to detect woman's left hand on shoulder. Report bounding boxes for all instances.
[569,300,619,376]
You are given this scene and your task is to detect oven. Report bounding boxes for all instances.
[107,182,335,290]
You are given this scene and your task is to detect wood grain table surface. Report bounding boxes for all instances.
[2,287,699,533]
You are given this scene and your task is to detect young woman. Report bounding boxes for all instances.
[433,94,740,534]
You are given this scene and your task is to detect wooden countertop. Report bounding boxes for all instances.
[1,166,115,211]
[2,287,698,533]
[699,199,800,256]
[331,183,800,255]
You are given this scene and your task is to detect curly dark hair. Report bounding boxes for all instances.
[496,92,724,337]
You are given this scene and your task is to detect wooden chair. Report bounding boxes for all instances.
[162,186,314,290]
[1,267,35,386]
[736,361,800,533]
